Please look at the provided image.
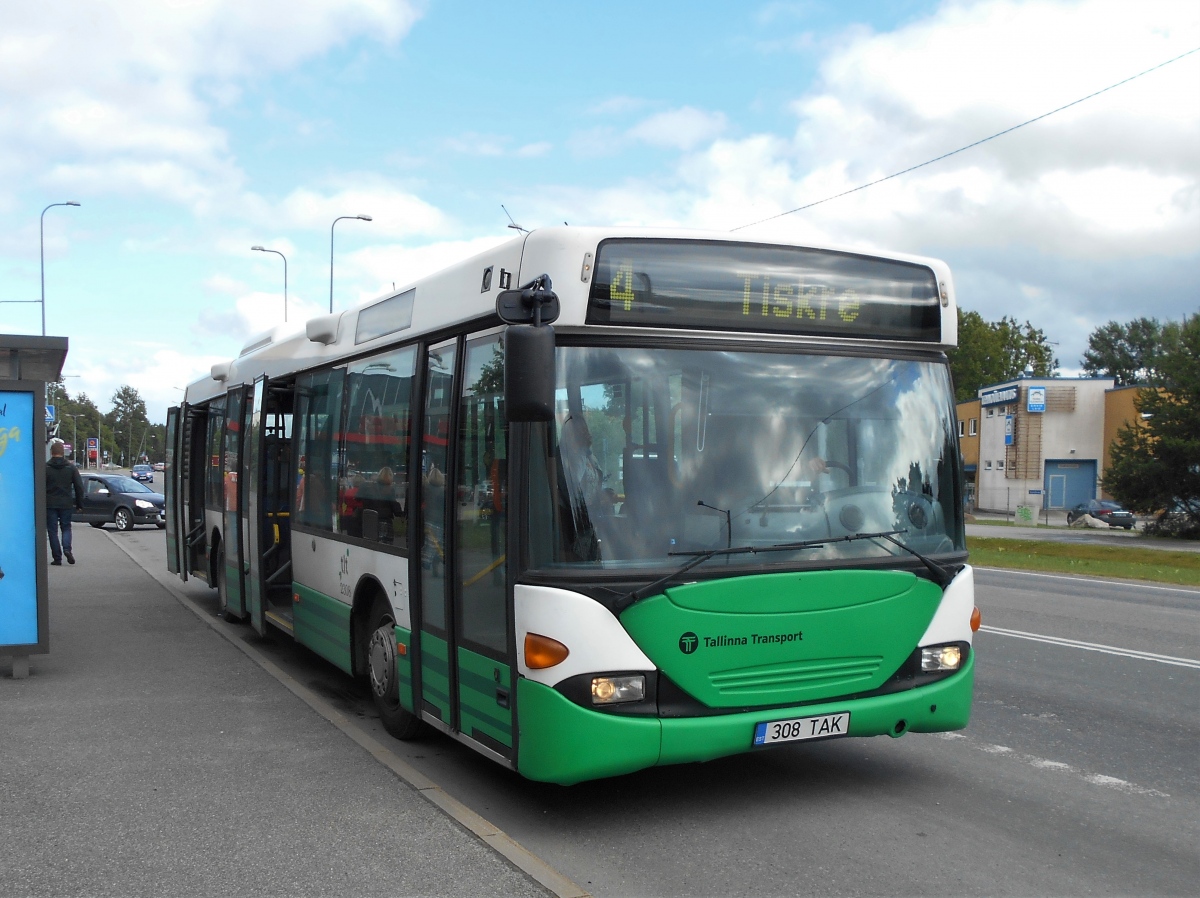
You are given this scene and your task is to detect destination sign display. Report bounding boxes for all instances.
[586,239,942,342]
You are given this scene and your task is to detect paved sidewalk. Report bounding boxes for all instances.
[1,526,551,898]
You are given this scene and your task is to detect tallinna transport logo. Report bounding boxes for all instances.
[679,632,699,654]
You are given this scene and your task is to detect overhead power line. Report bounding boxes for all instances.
[732,46,1200,231]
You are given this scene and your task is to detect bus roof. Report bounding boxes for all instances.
[184,226,956,404]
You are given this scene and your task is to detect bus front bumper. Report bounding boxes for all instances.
[516,653,974,785]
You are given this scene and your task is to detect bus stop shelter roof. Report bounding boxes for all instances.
[0,334,69,382]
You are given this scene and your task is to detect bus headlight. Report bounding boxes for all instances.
[591,675,646,705]
[920,644,963,672]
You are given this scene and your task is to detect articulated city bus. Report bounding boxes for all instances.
[165,226,978,784]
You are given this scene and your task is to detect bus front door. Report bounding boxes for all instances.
[417,332,515,764]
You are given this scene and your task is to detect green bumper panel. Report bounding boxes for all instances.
[621,569,943,708]
[517,654,974,785]
[293,583,352,675]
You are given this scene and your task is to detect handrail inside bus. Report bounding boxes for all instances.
[264,560,292,587]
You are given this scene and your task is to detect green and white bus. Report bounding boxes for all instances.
[165,226,977,784]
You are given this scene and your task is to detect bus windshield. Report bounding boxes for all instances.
[525,344,964,573]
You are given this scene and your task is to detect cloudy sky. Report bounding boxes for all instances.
[1,0,1196,420]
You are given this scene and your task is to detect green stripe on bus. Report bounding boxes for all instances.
[420,632,451,720]
[456,647,512,740]
[292,583,352,675]
[394,624,415,713]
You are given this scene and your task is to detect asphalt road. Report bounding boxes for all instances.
[112,524,1200,898]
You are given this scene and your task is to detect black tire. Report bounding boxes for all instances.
[89,521,105,529]
[156,522,166,530]
[216,543,227,605]
[366,600,422,740]
[114,507,135,532]
[1066,513,1076,524]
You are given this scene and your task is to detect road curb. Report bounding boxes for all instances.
[106,531,592,898]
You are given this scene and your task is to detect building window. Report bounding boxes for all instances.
[985,460,993,470]
[997,460,1005,470]
[958,420,965,438]
[986,408,995,418]
[969,418,978,436]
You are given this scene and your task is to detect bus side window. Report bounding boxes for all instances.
[339,347,416,548]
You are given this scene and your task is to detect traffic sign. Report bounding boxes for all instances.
[45,404,55,423]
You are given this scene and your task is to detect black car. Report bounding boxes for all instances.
[77,473,166,531]
[1066,499,1136,530]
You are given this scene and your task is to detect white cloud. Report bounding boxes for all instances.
[0,1,423,212]
[560,0,1199,264]
[516,142,553,158]
[627,107,729,150]
[271,178,452,238]
[350,235,513,296]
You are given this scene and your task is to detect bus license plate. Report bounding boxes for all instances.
[753,712,850,746]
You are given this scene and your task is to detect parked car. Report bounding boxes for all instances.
[1066,499,1136,529]
[152,461,166,471]
[1158,498,1200,533]
[77,473,166,531]
[131,463,154,483]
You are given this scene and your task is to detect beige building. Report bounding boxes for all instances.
[959,378,1115,513]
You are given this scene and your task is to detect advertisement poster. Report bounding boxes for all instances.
[0,389,38,646]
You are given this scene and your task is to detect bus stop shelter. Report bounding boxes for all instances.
[1,334,68,678]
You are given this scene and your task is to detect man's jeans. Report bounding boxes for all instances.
[47,507,75,561]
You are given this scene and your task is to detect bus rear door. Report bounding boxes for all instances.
[182,403,209,579]
[244,377,267,635]
[219,385,252,618]
[165,405,184,577]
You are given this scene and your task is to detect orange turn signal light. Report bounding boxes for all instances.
[524,632,569,669]
[970,606,982,632]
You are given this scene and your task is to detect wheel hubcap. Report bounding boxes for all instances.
[368,624,396,699]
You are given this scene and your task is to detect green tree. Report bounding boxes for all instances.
[948,309,1059,402]
[1080,317,1181,386]
[1103,313,1200,538]
[104,385,151,467]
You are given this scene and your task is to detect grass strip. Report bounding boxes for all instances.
[967,537,1200,587]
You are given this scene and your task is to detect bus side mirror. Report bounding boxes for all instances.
[504,325,555,422]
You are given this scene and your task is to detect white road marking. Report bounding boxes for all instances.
[934,734,1170,798]
[977,566,1200,594]
[979,625,1200,669]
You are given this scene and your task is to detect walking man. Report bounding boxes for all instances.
[46,439,85,565]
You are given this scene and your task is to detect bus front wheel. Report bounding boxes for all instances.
[367,601,422,740]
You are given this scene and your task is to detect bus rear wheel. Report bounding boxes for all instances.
[367,601,422,740]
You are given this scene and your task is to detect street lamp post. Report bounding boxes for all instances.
[329,214,372,313]
[67,413,83,465]
[41,202,81,336]
[251,245,288,321]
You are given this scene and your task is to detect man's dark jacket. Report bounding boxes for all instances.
[46,456,85,510]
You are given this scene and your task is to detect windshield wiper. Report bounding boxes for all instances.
[867,531,956,589]
[613,529,956,613]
